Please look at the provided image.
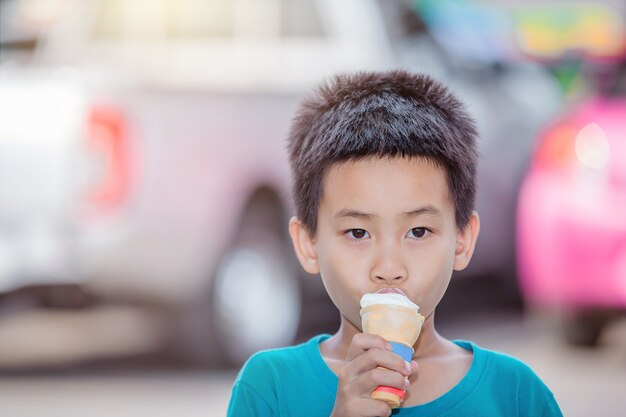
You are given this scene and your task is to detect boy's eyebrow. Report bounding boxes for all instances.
[403,206,442,218]
[334,209,376,220]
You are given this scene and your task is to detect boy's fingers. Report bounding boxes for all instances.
[344,347,410,380]
[346,333,390,361]
[357,367,409,393]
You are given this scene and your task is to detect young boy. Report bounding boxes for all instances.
[227,70,563,416]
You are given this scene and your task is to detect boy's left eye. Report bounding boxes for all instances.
[406,227,430,239]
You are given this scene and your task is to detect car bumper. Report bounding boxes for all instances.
[0,225,81,294]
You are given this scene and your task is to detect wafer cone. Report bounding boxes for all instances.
[360,303,425,408]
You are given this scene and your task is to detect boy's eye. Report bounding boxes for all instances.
[345,229,370,240]
[406,227,430,239]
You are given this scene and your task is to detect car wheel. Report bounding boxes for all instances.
[211,230,301,365]
[174,188,301,368]
[562,311,610,347]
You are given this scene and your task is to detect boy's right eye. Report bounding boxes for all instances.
[345,229,370,240]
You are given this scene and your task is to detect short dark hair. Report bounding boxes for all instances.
[287,70,478,234]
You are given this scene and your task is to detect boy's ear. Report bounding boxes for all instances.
[288,216,320,274]
[453,211,480,271]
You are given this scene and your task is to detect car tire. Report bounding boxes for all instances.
[210,229,301,366]
[174,189,302,368]
[562,311,610,347]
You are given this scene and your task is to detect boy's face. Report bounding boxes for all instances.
[290,156,479,330]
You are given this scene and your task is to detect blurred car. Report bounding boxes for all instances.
[0,0,560,367]
[516,2,626,346]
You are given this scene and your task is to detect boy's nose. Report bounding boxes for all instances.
[371,244,408,284]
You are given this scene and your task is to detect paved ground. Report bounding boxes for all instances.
[1,311,625,417]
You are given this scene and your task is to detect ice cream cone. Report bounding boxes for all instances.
[360,304,423,346]
[360,292,425,409]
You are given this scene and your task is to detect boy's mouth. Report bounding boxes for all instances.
[376,288,407,297]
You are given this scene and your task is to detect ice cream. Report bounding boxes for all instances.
[360,288,425,408]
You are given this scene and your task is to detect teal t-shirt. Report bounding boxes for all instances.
[227,334,563,416]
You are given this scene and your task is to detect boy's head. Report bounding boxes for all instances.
[287,70,480,324]
[287,70,478,235]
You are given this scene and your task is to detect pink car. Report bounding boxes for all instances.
[514,1,626,346]
[517,87,626,346]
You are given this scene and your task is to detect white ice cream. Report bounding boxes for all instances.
[360,292,420,313]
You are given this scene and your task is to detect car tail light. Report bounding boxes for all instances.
[533,119,613,175]
[83,104,132,213]
[532,121,580,171]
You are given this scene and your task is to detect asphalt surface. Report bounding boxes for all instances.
[1,309,626,417]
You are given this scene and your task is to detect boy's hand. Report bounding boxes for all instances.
[330,333,418,417]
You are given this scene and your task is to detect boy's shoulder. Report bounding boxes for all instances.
[457,340,562,415]
[463,340,539,378]
[235,334,328,386]
[228,335,336,417]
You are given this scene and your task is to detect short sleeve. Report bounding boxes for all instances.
[227,381,276,417]
[539,394,563,417]
[227,349,281,416]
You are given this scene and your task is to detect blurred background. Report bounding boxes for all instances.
[0,0,625,415]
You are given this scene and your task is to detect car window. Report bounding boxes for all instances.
[92,0,234,40]
[91,0,328,41]
[279,0,327,38]
[167,0,234,38]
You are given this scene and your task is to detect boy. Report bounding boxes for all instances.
[227,70,563,416]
